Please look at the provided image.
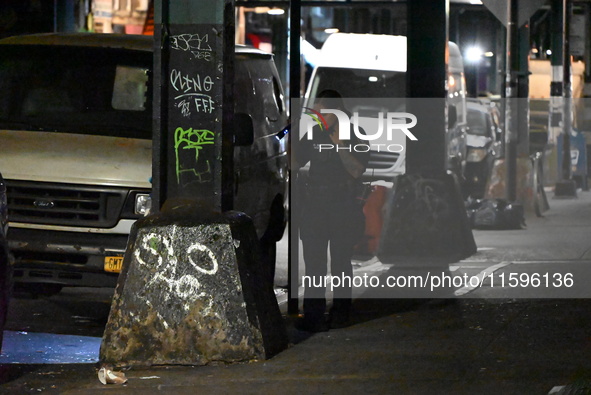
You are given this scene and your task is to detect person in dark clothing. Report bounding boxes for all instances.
[293,90,369,332]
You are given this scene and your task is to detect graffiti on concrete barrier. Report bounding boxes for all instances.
[134,229,220,313]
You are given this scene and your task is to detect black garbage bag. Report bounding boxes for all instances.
[467,198,525,230]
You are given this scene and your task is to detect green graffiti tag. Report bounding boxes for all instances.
[174,127,215,184]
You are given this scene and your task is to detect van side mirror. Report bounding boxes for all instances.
[234,113,254,146]
[448,105,457,129]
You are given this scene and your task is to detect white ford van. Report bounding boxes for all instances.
[0,34,288,295]
[304,33,468,181]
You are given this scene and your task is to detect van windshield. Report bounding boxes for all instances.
[308,67,406,99]
[0,45,152,139]
[467,108,488,136]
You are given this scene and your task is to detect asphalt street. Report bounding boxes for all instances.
[1,190,591,394]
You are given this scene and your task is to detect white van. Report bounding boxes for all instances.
[0,34,288,295]
[304,33,468,180]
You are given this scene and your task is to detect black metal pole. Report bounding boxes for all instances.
[562,0,572,182]
[222,1,236,213]
[550,0,563,122]
[517,23,530,158]
[288,0,301,316]
[552,0,577,196]
[406,0,448,177]
[152,0,169,213]
[504,0,518,202]
[377,0,476,263]
[153,0,233,212]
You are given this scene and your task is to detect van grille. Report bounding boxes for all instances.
[6,181,127,228]
[368,151,401,170]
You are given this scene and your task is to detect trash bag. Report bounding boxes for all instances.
[467,198,525,230]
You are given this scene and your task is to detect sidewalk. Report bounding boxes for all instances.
[4,191,591,394]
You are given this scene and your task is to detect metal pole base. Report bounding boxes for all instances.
[554,180,578,198]
[377,173,477,265]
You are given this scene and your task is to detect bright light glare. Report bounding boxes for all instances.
[267,8,285,15]
[546,49,552,56]
[324,28,339,34]
[368,76,378,82]
[484,51,494,57]
[449,75,456,88]
[465,47,484,63]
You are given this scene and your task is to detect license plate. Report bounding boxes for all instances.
[104,256,124,273]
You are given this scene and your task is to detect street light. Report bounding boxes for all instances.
[465,46,484,97]
[465,46,484,63]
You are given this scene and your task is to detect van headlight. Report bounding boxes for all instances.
[134,193,152,216]
[467,148,487,162]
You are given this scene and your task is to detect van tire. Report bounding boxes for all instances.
[259,195,286,287]
[449,157,465,187]
[264,195,287,243]
[260,238,276,287]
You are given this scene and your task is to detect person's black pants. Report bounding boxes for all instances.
[300,199,362,322]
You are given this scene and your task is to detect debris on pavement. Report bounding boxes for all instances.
[98,365,128,385]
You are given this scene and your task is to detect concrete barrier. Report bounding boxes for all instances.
[100,209,287,367]
[485,153,555,218]
[486,156,537,217]
[377,173,477,264]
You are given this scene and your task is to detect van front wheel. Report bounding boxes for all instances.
[260,238,276,288]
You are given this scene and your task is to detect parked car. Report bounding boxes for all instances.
[0,33,288,294]
[464,99,503,198]
[0,172,10,349]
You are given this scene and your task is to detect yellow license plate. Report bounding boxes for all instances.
[104,256,124,273]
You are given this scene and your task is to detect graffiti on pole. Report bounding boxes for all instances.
[170,33,213,62]
[167,25,222,198]
[174,127,215,184]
